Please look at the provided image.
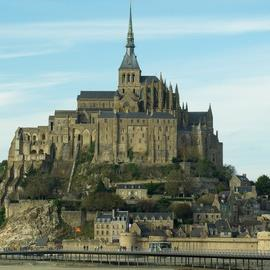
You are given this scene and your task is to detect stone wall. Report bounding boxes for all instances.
[61,210,82,227]
[5,200,49,219]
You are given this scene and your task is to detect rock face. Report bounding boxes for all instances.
[0,201,60,249]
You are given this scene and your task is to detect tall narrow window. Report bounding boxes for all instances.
[127,74,130,82]
[122,74,125,83]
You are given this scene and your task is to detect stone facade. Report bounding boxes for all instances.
[94,210,129,243]
[5,7,223,188]
[116,183,148,201]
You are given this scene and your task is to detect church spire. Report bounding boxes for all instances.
[119,3,140,70]
[126,3,135,56]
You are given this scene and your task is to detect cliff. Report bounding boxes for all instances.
[0,201,63,249]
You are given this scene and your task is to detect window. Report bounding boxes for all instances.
[127,74,130,82]
[133,89,135,94]
[132,74,135,82]
[122,74,125,83]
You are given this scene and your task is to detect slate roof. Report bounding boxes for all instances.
[130,212,174,220]
[215,219,231,233]
[193,205,220,214]
[98,111,176,119]
[188,112,208,125]
[96,210,128,222]
[54,110,77,118]
[77,91,115,100]
[119,52,140,69]
[116,183,146,189]
[141,76,159,84]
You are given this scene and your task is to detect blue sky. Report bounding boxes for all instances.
[0,0,269,180]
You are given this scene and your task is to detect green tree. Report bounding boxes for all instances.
[81,192,125,211]
[0,207,5,227]
[256,175,270,195]
[21,173,63,200]
[169,203,192,222]
[95,180,107,193]
[165,169,183,197]
[0,160,7,181]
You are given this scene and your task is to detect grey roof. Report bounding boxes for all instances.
[117,183,146,189]
[190,227,206,237]
[77,91,115,100]
[193,205,220,214]
[54,110,77,118]
[96,210,128,222]
[119,52,140,70]
[236,174,251,185]
[141,76,159,84]
[215,219,231,233]
[130,212,174,220]
[99,111,176,119]
[188,112,208,125]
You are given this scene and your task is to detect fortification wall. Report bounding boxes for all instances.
[61,210,82,227]
[5,200,49,219]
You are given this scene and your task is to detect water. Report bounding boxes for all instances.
[0,262,181,270]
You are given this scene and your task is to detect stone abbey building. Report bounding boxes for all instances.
[7,7,222,180]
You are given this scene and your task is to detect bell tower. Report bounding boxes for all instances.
[118,4,141,96]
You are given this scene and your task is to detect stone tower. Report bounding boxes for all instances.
[117,5,141,112]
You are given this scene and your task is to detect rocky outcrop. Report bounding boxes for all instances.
[0,201,61,249]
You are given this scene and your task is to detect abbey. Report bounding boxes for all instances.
[7,7,222,179]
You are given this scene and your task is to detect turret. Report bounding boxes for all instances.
[150,80,155,110]
[158,73,164,111]
[207,104,213,129]
[175,84,180,110]
[169,83,173,111]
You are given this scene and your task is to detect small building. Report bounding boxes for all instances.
[229,174,257,199]
[116,183,148,202]
[130,212,174,230]
[193,205,221,224]
[94,209,129,243]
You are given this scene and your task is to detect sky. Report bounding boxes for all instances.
[0,0,269,181]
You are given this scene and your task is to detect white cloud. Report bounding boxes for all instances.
[0,17,269,58]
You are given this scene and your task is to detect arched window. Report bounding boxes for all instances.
[39,149,44,155]
[32,135,37,142]
[122,74,125,83]
[30,149,37,154]
[42,134,46,140]
[78,134,81,141]
[122,89,125,94]
[127,74,130,82]
[132,74,135,82]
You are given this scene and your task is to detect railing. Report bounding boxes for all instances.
[0,249,269,269]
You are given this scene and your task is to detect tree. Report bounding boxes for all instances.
[81,192,125,211]
[0,160,7,181]
[21,173,62,200]
[256,175,270,196]
[165,169,183,197]
[95,180,107,193]
[169,203,192,222]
